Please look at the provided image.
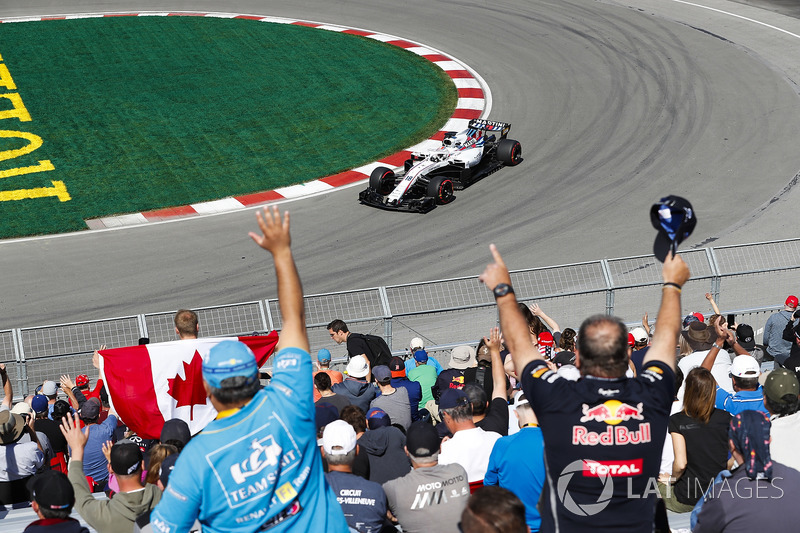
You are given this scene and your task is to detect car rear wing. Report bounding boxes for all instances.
[468,119,511,137]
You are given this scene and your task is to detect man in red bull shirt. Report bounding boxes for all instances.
[479,245,689,533]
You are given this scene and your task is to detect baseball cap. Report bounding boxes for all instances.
[439,388,469,411]
[730,355,760,378]
[735,324,756,351]
[538,332,554,346]
[159,453,179,487]
[410,337,425,352]
[345,355,369,378]
[110,442,143,476]
[786,296,799,309]
[315,402,340,432]
[764,369,800,404]
[413,349,428,363]
[79,398,101,420]
[202,340,258,389]
[683,314,700,328]
[449,345,476,370]
[366,407,391,429]
[650,195,696,262]
[75,374,89,387]
[322,419,357,455]
[406,421,440,457]
[389,356,406,378]
[160,418,191,447]
[627,333,635,347]
[372,365,392,383]
[11,402,32,416]
[631,327,648,344]
[42,381,58,396]
[28,470,74,511]
[317,349,331,362]
[31,394,49,414]
[513,391,530,409]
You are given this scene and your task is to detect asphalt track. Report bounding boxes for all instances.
[1,0,800,329]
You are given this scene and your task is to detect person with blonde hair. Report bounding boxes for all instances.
[660,367,730,512]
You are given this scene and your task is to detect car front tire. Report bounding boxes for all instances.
[369,166,395,195]
[426,176,454,205]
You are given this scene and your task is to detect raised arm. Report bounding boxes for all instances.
[249,207,308,353]
[642,253,691,372]
[529,303,560,333]
[704,292,721,316]
[0,364,11,408]
[479,244,541,377]
[484,327,507,401]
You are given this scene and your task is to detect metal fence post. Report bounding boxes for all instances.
[137,314,149,341]
[12,328,28,397]
[600,260,615,315]
[378,286,393,347]
[706,247,721,303]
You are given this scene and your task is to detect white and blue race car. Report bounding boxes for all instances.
[358,119,522,213]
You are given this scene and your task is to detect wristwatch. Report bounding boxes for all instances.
[493,283,515,298]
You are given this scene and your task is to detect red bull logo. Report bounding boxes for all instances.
[579,400,644,425]
[572,423,651,446]
[574,401,651,446]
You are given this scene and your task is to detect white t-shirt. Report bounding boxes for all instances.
[439,427,502,483]
[770,411,800,472]
[678,349,733,394]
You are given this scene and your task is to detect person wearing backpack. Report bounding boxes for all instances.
[327,319,392,368]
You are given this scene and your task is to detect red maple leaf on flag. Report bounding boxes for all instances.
[167,350,208,420]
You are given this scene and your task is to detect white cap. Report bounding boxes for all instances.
[345,355,370,378]
[11,402,32,416]
[322,420,357,456]
[730,355,760,378]
[512,391,529,409]
[630,327,648,344]
[410,337,424,351]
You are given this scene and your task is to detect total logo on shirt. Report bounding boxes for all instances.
[572,400,651,446]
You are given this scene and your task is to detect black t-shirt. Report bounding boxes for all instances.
[464,363,510,399]
[521,359,675,533]
[475,397,509,436]
[668,409,731,505]
[35,417,67,454]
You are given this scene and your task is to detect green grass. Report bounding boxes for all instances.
[0,16,457,237]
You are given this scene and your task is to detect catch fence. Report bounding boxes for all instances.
[3,238,798,397]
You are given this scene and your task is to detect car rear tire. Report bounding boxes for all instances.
[427,176,454,205]
[497,138,522,166]
[369,166,395,195]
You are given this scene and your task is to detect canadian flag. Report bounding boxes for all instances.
[98,334,279,439]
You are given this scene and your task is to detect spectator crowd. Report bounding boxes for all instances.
[2,208,800,533]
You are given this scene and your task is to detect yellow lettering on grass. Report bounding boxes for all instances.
[0,130,43,161]
[0,65,16,91]
[0,93,31,122]
[0,180,70,202]
[0,159,55,179]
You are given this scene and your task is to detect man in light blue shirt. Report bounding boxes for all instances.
[149,207,348,533]
[714,355,769,416]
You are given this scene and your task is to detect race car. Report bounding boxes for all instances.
[358,119,522,213]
